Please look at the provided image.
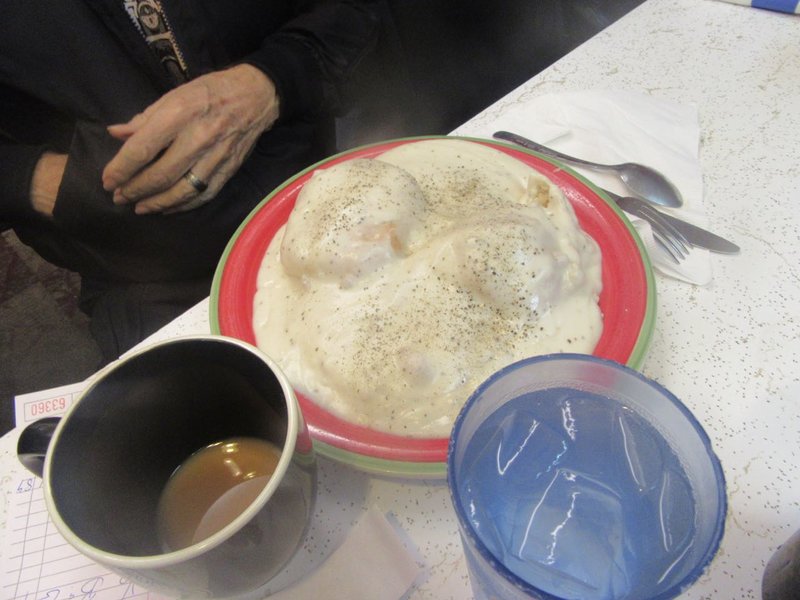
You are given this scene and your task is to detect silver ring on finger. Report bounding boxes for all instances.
[184,169,209,193]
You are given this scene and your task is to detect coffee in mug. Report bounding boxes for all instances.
[157,437,282,551]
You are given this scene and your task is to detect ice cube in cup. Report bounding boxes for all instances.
[461,406,571,561]
[508,468,629,598]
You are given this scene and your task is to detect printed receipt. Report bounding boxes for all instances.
[12,381,85,428]
[2,382,170,600]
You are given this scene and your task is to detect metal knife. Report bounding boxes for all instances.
[607,192,740,255]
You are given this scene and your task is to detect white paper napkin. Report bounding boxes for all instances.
[459,89,714,285]
[267,507,420,600]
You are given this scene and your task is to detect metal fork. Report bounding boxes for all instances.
[601,189,690,263]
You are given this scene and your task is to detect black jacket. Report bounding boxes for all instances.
[0,0,379,283]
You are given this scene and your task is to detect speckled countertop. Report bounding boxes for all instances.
[454,2,800,597]
[2,0,798,598]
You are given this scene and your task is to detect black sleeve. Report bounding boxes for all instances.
[241,0,381,121]
[0,141,45,223]
[0,85,75,224]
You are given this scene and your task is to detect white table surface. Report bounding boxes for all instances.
[2,0,799,598]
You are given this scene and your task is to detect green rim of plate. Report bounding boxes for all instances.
[313,439,447,479]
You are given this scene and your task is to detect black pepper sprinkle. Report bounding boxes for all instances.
[257,140,601,435]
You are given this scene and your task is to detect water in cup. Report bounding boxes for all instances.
[455,387,696,600]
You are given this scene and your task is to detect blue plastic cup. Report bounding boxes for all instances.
[447,354,726,600]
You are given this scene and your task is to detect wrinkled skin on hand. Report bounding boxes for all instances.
[102,64,280,215]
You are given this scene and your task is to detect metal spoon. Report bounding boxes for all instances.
[493,130,683,208]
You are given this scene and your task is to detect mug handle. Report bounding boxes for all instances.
[17,417,61,478]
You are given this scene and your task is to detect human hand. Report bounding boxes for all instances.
[102,64,280,215]
[30,152,68,218]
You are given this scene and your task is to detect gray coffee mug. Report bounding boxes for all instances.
[17,335,316,599]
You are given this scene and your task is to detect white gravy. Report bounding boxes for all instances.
[253,139,602,437]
